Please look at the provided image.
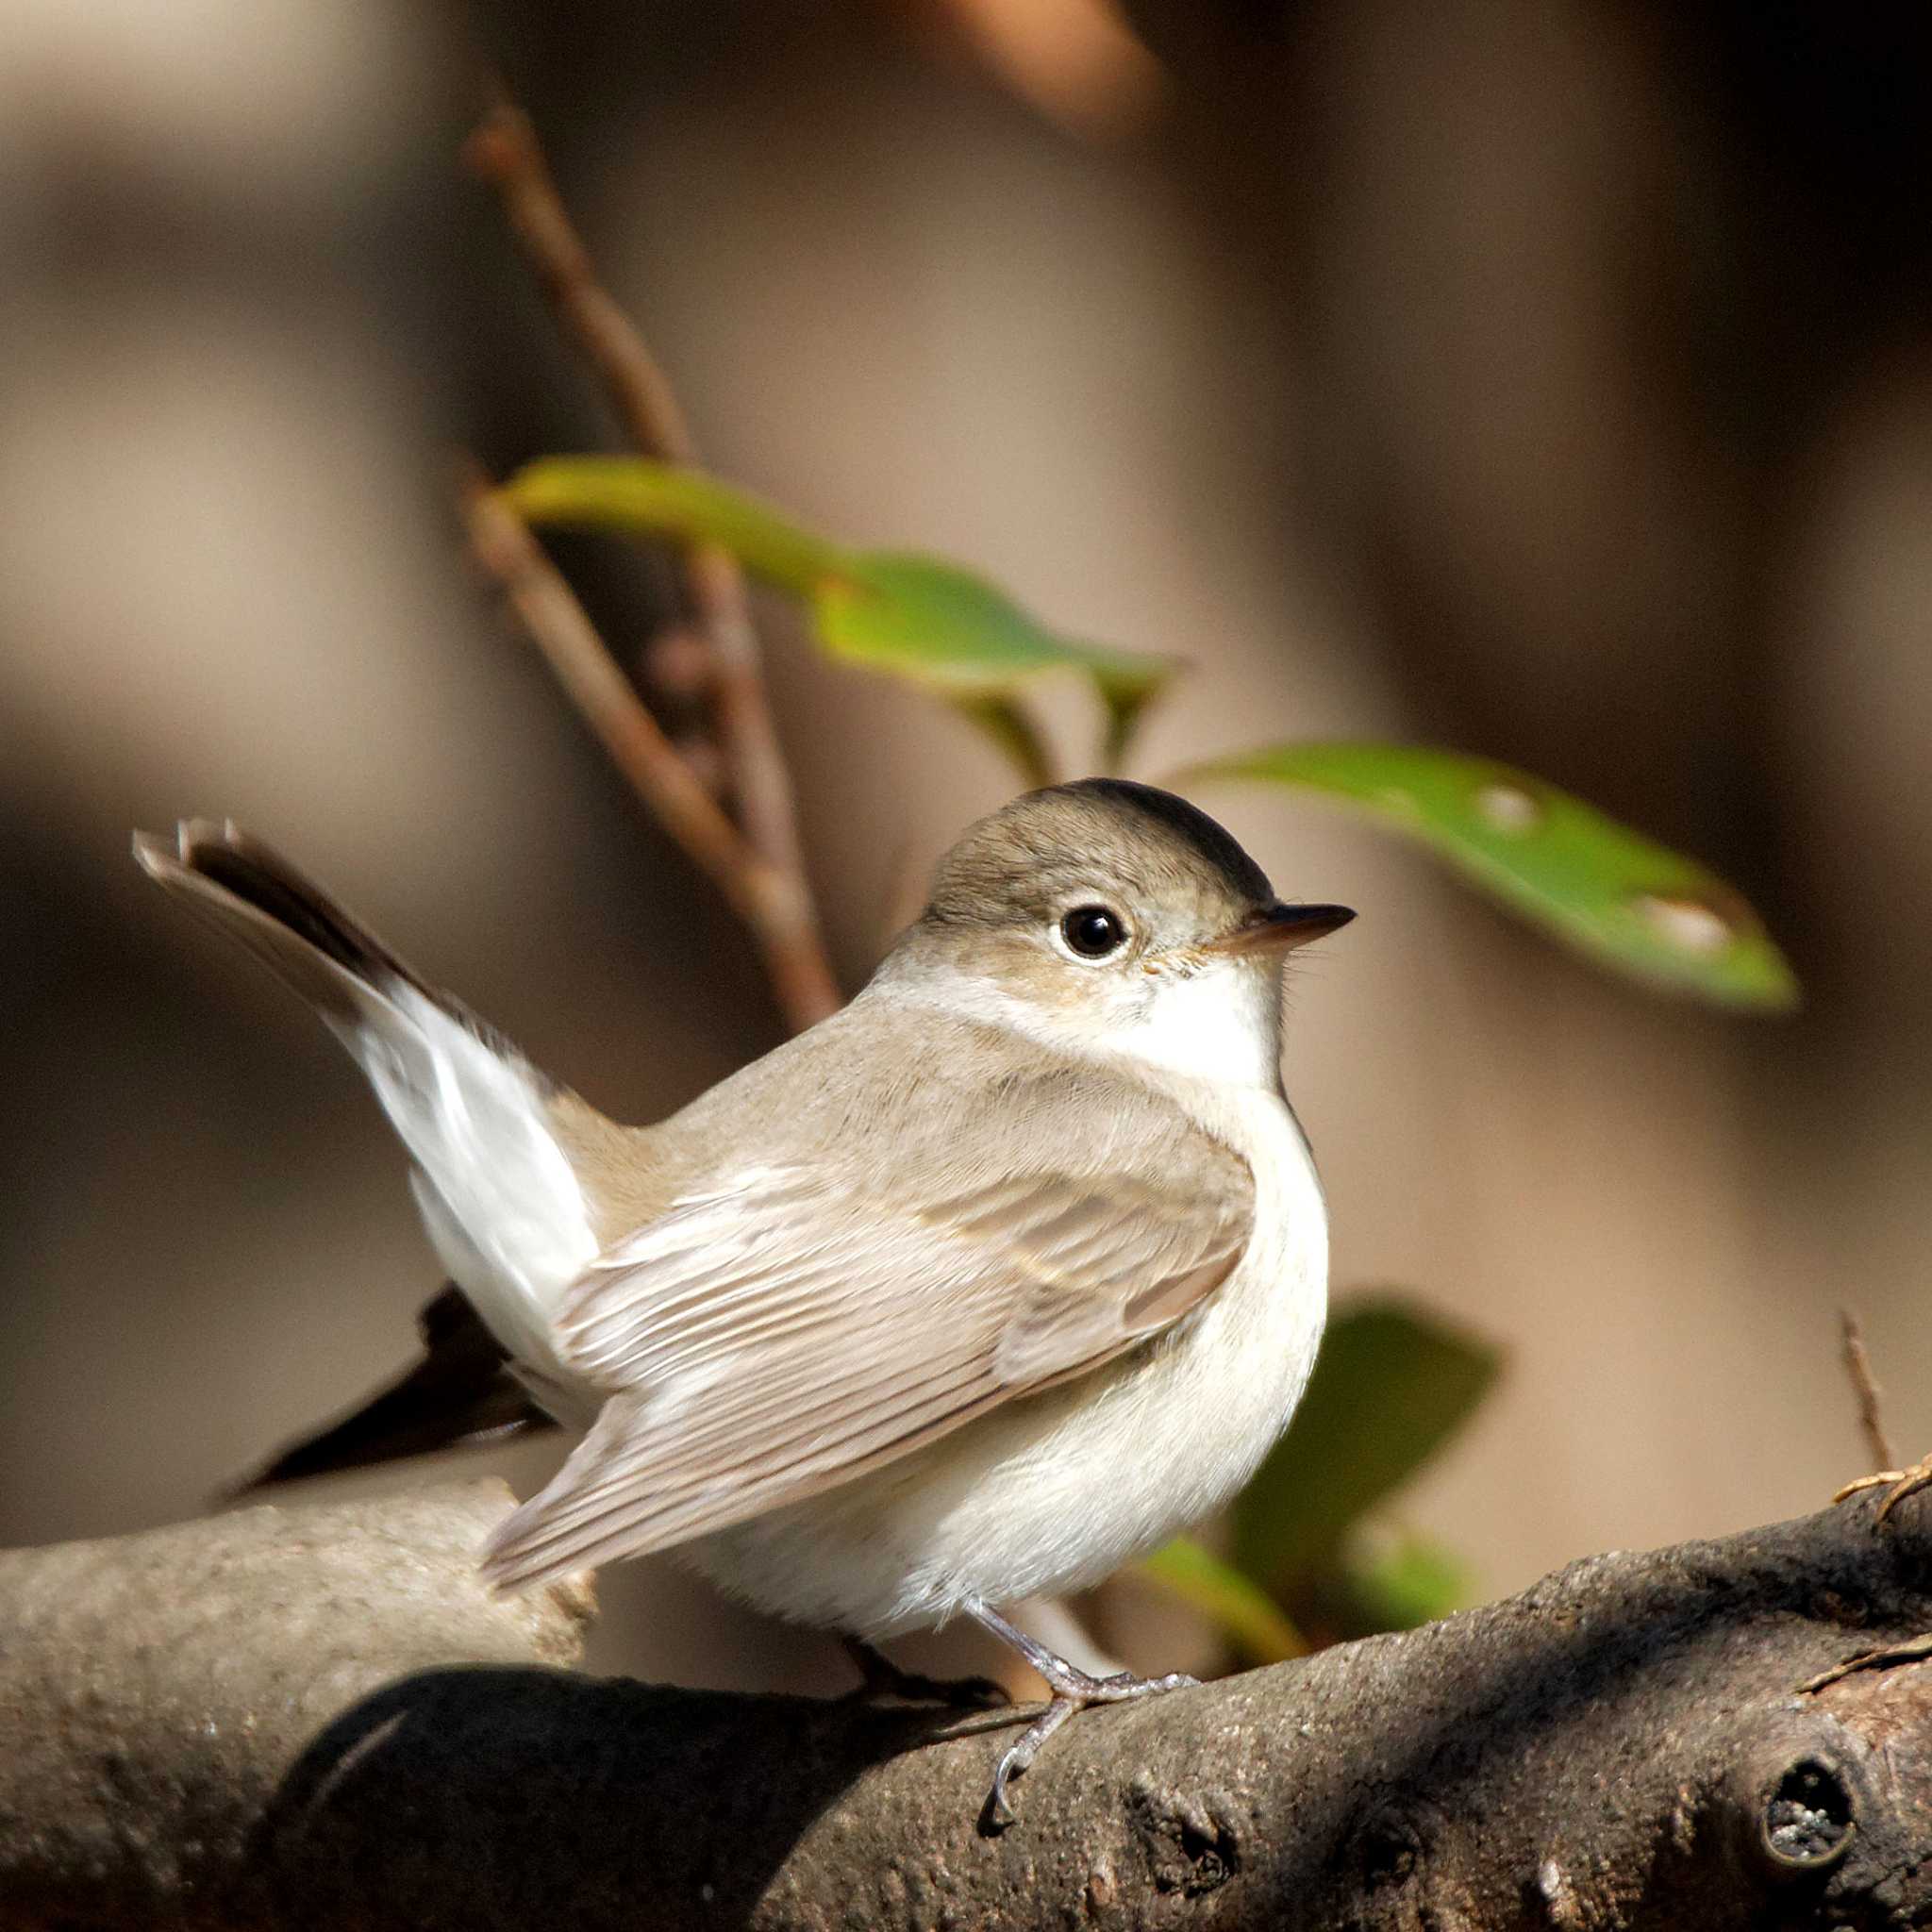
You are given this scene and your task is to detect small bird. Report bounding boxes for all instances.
[136,780,1352,1824]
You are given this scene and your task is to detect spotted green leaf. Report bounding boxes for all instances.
[500,457,1175,778]
[1235,1297,1501,1592]
[1136,1537,1307,1665]
[1180,742,1798,1009]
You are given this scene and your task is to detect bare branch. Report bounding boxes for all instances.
[463,98,700,472]
[464,99,839,1029]
[460,471,837,1032]
[7,1480,1932,1928]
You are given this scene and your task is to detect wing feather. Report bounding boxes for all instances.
[482,1114,1254,1593]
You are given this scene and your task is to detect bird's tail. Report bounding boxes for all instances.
[134,818,491,1046]
[227,1282,558,1496]
[135,822,598,1364]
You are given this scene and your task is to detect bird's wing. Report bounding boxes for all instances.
[479,1108,1255,1591]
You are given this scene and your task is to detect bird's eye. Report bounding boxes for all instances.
[1059,905,1128,959]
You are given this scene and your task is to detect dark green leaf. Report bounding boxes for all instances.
[1135,1537,1307,1664]
[1180,742,1798,1009]
[1235,1296,1501,1590]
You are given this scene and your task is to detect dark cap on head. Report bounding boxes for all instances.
[924,779,1275,931]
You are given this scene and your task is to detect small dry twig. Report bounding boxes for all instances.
[462,96,841,1033]
[1840,1307,1895,1475]
[462,100,696,461]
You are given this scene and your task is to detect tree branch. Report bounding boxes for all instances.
[462,99,702,500]
[8,1480,1932,1928]
[459,471,834,1027]
[464,98,840,1030]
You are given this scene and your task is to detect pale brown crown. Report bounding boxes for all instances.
[921,779,1275,941]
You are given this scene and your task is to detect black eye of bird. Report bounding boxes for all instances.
[1060,905,1127,958]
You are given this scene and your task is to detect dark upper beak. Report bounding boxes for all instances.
[1210,901,1357,957]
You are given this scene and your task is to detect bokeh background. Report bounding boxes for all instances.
[3,0,1929,1691]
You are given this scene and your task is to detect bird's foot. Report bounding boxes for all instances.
[965,1600,1198,1832]
[841,1637,1010,1711]
[1835,1453,1932,1526]
[982,1665,1200,1831]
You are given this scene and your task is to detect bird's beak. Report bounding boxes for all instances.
[1209,902,1357,958]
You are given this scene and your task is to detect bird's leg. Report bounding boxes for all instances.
[965,1599,1199,1830]
[1836,1453,1932,1525]
[840,1637,1009,1710]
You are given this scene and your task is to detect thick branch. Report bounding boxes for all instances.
[7,1482,1932,1928]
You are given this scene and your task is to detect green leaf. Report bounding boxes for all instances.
[504,457,843,594]
[1179,742,1798,1009]
[815,553,1171,715]
[502,457,1177,771]
[1235,1297,1501,1590]
[1135,1537,1307,1665]
[1339,1525,1475,1632]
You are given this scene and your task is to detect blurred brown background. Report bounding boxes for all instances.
[2,0,1929,1691]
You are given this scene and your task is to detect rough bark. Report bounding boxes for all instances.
[4,1478,1931,1929]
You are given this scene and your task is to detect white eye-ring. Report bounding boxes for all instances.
[1056,904,1130,962]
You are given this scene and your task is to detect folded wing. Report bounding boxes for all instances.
[481,1141,1253,1591]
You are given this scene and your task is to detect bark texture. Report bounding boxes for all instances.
[4,1477,1932,1928]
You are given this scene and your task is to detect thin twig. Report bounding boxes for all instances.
[464,98,837,1028]
[462,98,699,475]
[1840,1307,1895,1474]
[460,471,838,1033]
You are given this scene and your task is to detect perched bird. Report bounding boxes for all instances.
[136,780,1352,1824]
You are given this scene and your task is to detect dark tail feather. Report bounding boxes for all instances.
[133,819,514,1056]
[157,819,421,979]
[227,1284,558,1497]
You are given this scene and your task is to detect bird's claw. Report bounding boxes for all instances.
[1836,1454,1932,1525]
[981,1695,1080,1833]
[841,1638,1011,1710]
[1094,1669,1199,1696]
[899,1670,1011,1711]
[976,1668,1201,1833]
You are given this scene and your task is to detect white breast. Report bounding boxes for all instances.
[687,1077,1329,1638]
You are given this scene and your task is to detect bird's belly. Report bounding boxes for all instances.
[689,1088,1328,1638]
